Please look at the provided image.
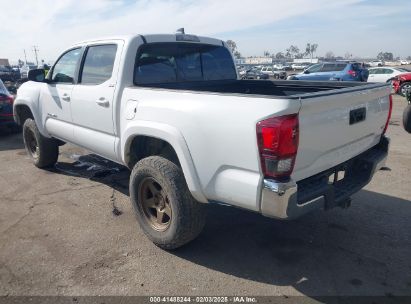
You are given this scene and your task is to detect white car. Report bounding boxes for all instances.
[291,63,309,70]
[14,33,391,249]
[400,60,410,65]
[369,60,384,67]
[367,67,410,83]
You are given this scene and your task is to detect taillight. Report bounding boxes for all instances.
[256,114,299,179]
[0,95,14,105]
[347,70,357,77]
[383,94,393,134]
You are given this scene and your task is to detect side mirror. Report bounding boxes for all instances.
[303,70,310,74]
[28,69,46,82]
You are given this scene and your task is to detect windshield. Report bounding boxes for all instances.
[134,43,237,84]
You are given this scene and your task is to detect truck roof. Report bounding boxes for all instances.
[72,33,225,47]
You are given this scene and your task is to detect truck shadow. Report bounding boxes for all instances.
[177,191,411,297]
[52,153,411,297]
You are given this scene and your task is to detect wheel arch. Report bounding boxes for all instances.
[121,121,208,203]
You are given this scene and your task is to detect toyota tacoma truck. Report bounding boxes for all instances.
[14,33,391,249]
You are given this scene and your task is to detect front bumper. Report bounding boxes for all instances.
[260,136,389,219]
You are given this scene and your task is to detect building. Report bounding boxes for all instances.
[293,58,318,64]
[0,58,10,67]
[244,57,272,65]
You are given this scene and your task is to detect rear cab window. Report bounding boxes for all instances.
[321,63,346,72]
[134,43,237,84]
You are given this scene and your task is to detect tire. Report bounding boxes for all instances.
[129,156,206,250]
[399,82,411,97]
[22,118,59,168]
[403,105,411,133]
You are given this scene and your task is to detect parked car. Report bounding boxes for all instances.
[392,72,411,96]
[289,62,368,82]
[369,60,384,67]
[236,66,247,77]
[260,66,286,79]
[14,33,391,249]
[0,66,17,82]
[367,67,410,83]
[0,79,18,131]
[400,60,410,65]
[291,63,309,70]
[20,65,37,79]
[243,68,269,80]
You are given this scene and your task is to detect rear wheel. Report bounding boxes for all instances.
[22,119,59,168]
[403,105,411,133]
[129,156,206,250]
[399,82,411,97]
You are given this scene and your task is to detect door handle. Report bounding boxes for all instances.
[96,97,110,107]
[61,94,70,102]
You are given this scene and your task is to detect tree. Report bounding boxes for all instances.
[325,51,335,59]
[263,51,270,57]
[275,52,285,59]
[377,52,394,61]
[344,52,352,59]
[226,40,237,53]
[305,43,318,59]
[233,51,241,59]
[286,45,300,59]
[407,56,411,60]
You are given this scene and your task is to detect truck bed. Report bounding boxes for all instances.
[137,79,385,98]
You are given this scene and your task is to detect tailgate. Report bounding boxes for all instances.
[292,83,390,181]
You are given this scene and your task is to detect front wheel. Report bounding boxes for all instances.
[129,156,206,250]
[22,118,59,168]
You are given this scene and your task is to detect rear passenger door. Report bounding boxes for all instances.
[70,42,123,161]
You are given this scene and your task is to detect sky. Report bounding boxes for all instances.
[1,0,410,64]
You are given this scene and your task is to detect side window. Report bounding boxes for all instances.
[384,69,393,74]
[335,64,348,71]
[374,69,384,74]
[51,48,82,83]
[321,64,336,72]
[368,69,377,75]
[306,64,322,73]
[80,44,117,85]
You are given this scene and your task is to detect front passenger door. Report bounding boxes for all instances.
[41,48,82,141]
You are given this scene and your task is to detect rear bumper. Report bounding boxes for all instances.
[260,136,389,219]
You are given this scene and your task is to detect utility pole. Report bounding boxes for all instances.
[33,45,39,66]
[23,49,27,65]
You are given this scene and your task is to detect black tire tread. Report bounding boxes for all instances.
[23,119,59,168]
[130,156,206,250]
[403,104,411,133]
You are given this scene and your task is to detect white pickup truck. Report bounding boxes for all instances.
[14,33,391,249]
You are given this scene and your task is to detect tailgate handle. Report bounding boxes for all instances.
[350,107,366,125]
